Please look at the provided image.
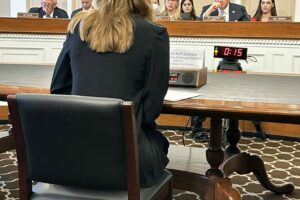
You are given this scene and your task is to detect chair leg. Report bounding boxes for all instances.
[252,121,267,140]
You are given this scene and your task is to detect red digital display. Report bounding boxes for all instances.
[214,46,248,60]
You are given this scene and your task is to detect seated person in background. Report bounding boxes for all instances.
[252,0,277,22]
[152,0,163,16]
[50,0,170,187]
[29,0,68,18]
[160,0,180,20]
[71,0,93,18]
[200,0,250,21]
[180,0,199,20]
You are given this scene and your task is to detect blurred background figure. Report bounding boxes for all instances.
[252,0,277,22]
[152,0,163,16]
[180,0,199,20]
[200,0,250,21]
[71,0,93,18]
[29,0,68,18]
[161,0,180,20]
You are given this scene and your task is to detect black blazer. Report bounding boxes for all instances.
[28,7,69,18]
[200,3,250,21]
[50,15,170,187]
[70,8,81,18]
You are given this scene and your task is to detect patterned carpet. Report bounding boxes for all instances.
[164,130,300,200]
[0,125,299,199]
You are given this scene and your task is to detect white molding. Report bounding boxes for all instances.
[0,33,300,74]
[170,37,300,47]
[170,37,300,74]
[0,33,66,41]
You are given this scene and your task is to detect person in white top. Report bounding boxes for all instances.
[199,0,250,21]
[71,0,93,18]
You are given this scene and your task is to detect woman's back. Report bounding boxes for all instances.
[51,15,170,187]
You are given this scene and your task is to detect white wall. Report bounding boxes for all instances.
[11,0,26,17]
[1,33,299,74]
[0,1,11,17]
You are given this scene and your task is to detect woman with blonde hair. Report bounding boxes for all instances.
[51,0,170,187]
[161,0,180,20]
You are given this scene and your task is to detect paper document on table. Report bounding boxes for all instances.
[0,101,7,106]
[164,90,201,101]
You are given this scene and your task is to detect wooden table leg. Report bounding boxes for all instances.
[222,119,295,194]
[222,152,294,194]
[225,119,241,154]
[205,118,241,199]
[206,118,224,177]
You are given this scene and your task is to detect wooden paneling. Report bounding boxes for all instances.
[1,18,300,40]
[157,114,300,138]
[0,104,8,121]
[240,121,300,138]
[0,17,69,34]
[158,21,300,39]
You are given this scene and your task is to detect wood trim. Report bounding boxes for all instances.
[157,115,300,138]
[162,99,300,125]
[0,104,8,121]
[122,102,140,199]
[0,84,50,100]
[0,17,300,39]
[158,21,300,39]
[7,95,32,199]
[0,17,69,34]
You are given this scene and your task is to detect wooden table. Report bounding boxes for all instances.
[1,64,299,199]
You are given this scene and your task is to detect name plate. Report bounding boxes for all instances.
[269,16,292,22]
[203,16,225,22]
[170,45,205,69]
[17,12,39,18]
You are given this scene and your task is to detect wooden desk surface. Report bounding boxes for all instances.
[1,64,300,125]
[165,72,300,124]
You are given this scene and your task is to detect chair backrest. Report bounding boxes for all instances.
[8,94,140,198]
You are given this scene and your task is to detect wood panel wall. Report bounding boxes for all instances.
[157,114,300,138]
[1,18,300,40]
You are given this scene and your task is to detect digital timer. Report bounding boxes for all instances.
[214,46,248,60]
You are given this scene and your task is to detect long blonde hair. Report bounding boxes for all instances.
[68,0,154,53]
[161,0,180,20]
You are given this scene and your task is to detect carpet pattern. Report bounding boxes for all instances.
[164,130,300,200]
[0,125,299,200]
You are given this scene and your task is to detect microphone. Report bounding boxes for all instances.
[180,13,192,20]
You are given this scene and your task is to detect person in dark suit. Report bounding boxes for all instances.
[71,0,93,18]
[50,0,169,188]
[200,0,250,21]
[28,0,68,18]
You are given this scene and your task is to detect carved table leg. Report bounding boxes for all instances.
[206,118,224,177]
[225,119,241,154]
[206,118,241,200]
[222,153,294,194]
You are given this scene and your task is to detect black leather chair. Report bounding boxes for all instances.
[8,94,172,200]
